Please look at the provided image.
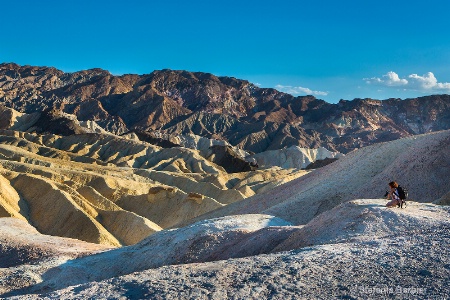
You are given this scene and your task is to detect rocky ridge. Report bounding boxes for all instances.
[1,63,449,153]
[0,104,343,171]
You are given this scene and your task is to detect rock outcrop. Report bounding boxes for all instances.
[202,145,257,173]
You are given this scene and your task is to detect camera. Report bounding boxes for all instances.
[384,191,389,197]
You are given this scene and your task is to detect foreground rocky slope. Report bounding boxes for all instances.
[0,218,109,268]
[1,200,449,298]
[1,63,449,153]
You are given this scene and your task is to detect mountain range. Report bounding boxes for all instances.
[1,63,449,154]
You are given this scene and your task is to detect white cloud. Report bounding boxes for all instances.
[408,72,450,91]
[275,84,328,96]
[365,71,450,92]
[365,71,408,86]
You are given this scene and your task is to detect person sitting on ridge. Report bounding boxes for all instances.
[385,181,401,207]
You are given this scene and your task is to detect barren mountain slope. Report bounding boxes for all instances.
[0,217,111,295]
[248,145,343,169]
[184,129,450,226]
[1,63,449,153]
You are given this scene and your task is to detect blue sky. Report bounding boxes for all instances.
[1,0,450,103]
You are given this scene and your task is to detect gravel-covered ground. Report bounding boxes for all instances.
[2,202,449,299]
[11,226,449,299]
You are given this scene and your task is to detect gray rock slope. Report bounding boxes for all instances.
[2,200,449,299]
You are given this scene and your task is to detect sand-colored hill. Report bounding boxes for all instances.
[248,145,344,169]
[0,105,40,132]
[0,128,307,246]
[187,129,450,226]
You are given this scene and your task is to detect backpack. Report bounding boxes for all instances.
[396,186,408,200]
[396,186,408,208]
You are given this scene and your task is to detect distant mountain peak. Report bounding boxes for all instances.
[0,63,449,153]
